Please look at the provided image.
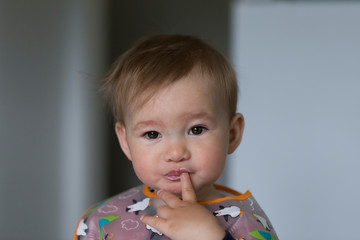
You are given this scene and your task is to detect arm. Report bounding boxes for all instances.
[141,173,228,240]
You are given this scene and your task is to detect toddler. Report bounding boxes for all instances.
[74,34,278,240]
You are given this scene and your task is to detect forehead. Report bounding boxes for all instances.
[124,69,224,124]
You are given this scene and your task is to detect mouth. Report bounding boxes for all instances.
[164,168,191,181]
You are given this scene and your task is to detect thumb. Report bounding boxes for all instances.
[140,215,165,233]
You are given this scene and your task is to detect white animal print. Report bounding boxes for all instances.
[213,205,241,222]
[146,224,163,236]
[253,213,272,231]
[76,218,88,236]
[126,198,150,215]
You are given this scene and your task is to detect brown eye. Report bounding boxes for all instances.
[189,126,206,135]
[144,131,160,139]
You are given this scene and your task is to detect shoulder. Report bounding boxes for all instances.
[73,185,147,240]
[229,195,279,239]
[204,185,279,240]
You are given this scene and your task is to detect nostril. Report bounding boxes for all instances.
[166,149,190,162]
[167,155,186,162]
[165,139,191,162]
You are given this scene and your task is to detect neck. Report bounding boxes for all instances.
[196,185,222,202]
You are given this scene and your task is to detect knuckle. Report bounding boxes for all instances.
[157,206,166,214]
[184,187,193,193]
[145,217,160,228]
[151,218,161,228]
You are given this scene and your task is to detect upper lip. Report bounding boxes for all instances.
[164,168,191,177]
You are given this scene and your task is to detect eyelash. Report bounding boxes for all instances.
[143,126,208,140]
[143,131,161,139]
[188,126,207,135]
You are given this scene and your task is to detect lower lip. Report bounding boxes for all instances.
[164,169,191,181]
[165,175,181,181]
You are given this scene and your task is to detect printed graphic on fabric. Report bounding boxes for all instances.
[76,218,88,237]
[126,198,151,215]
[146,216,163,239]
[121,219,140,231]
[247,198,255,210]
[253,214,272,231]
[249,230,277,240]
[87,200,107,215]
[98,216,119,240]
[118,188,140,200]
[98,204,119,214]
[213,205,242,222]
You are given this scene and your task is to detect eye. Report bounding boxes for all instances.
[189,126,207,135]
[144,131,161,139]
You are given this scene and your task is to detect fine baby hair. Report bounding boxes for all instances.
[100,34,238,124]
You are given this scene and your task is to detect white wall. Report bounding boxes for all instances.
[0,1,107,239]
[228,2,360,239]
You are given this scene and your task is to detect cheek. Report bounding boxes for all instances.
[129,146,160,184]
[193,139,227,173]
[131,160,153,184]
[205,134,229,157]
[129,149,147,171]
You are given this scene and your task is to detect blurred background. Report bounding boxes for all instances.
[1,0,359,239]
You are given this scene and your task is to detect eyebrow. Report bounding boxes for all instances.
[133,120,164,131]
[181,111,213,122]
[133,111,214,131]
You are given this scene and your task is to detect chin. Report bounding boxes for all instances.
[161,182,183,196]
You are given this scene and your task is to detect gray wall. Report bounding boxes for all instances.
[1,1,107,239]
[229,2,360,239]
[0,1,231,239]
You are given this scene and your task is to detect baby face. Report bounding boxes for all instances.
[116,70,243,201]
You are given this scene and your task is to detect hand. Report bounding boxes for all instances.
[141,173,226,240]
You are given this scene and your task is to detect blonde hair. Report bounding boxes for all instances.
[101,34,238,124]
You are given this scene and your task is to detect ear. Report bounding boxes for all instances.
[115,122,132,161]
[228,113,245,154]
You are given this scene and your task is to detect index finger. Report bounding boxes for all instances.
[181,172,197,202]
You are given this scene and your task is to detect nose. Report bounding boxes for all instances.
[164,138,190,162]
